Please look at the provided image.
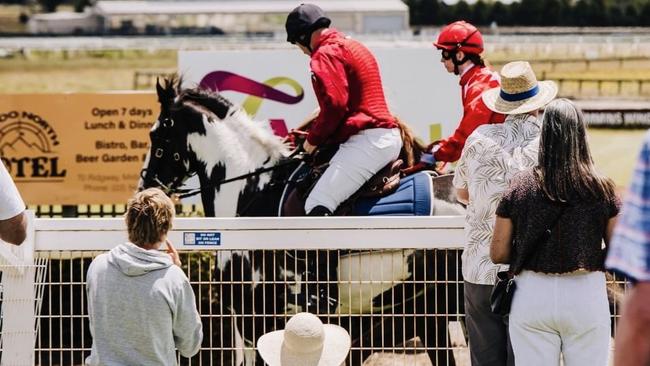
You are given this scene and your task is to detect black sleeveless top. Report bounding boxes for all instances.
[496,169,620,274]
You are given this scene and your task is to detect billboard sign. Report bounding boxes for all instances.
[0,93,157,204]
[178,48,462,142]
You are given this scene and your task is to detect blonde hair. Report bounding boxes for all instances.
[125,188,175,247]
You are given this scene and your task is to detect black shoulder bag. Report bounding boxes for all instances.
[490,207,565,316]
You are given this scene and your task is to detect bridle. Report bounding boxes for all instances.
[140,116,193,194]
[169,155,304,199]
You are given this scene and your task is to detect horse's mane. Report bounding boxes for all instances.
[158,74,234,121]
[159,74,290,165]
[177,88,234,120]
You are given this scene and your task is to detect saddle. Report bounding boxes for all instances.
[281,144,404,216]
[281,166,437,217]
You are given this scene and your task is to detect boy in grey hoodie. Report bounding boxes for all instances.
[85,188,203,365]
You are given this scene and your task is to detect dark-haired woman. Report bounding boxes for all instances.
[490,98,619,366]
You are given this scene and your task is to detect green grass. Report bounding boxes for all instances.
[0,50,176,93]
[589,128,646,189]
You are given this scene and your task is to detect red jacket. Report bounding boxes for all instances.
[434,65,505,163]
[307,29,398,146]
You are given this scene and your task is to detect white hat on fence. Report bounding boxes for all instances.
[482,61,558,115]
[257,312,351,366]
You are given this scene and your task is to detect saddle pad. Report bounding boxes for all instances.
[353,171,433,216]
[278,165,434,216]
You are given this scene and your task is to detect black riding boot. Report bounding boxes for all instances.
[307,205,333,216]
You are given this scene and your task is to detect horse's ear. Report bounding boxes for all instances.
[175,75,183,95]
[156,78,165,101]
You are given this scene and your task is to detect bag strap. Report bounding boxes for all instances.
[514,205,566,274]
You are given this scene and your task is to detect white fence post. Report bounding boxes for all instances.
[0,211,36,366]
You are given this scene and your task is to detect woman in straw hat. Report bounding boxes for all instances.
[453,61,557,366]
[257,312,351,366]
[491,98,619,366]
[428,20,505,165]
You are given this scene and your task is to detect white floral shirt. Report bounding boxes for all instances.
[453,114,542,285]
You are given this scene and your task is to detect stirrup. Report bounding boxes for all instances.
[307,205,332,216]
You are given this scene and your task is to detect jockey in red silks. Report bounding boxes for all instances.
[285,4,402,216]
[428,21,505,165]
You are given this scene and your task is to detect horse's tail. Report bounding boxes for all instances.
[395,116,428,168]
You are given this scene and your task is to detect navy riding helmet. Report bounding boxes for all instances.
[285,3,331,50]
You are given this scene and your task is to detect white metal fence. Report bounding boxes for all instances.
[0,215,629,366]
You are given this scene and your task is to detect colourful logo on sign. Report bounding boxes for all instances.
[199,71,305,137]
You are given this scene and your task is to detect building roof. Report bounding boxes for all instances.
[94,0,408,15]
[32,11,95,20]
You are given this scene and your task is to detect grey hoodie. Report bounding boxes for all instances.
[85,242,203,366]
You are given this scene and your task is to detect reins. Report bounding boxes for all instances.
[172,153,305,199]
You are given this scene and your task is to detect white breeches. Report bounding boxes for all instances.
[305,128,402,213]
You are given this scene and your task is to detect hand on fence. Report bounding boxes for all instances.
[166,240,182,267]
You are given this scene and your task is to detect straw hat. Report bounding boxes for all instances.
[257,313,351,366]
[482,61,558,115]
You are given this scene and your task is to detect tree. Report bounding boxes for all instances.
[573,0,591,26]
[586,0,610,26]
[404,0,421,25]
[401,0,649,27]
[450,0,471,23]
[437,2,453,24]
[421,0,441,25]
[488,1,512,26]
[639,1,650,26]
[623,4,639,26]
[540,0,572,26]
[471,0,490,25]
[511,0,545,26]
[37,0,64,12]
[73,0,90,12]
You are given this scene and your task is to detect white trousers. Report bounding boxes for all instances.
[509,270,611,366]
[305,128,402,213]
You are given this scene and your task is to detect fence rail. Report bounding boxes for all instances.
[132,55,650,97]
[492,55,650,72]
[550,76,650,98]
[133,70,175,90]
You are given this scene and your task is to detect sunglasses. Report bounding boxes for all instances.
[441,50,454,60]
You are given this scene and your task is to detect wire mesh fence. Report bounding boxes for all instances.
[2,212,629,366]
[0,256,49,365]
[31,249,629,366]
[35,249,466,366]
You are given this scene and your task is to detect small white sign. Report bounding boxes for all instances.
[183,232,221,246]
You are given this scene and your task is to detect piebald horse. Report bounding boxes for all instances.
[139,77,464,365]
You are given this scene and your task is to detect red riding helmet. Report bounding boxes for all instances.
[434,21,484,55]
